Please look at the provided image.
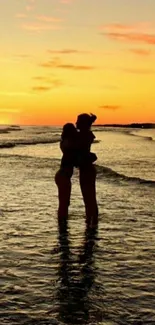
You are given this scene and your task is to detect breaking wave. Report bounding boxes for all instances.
[128,130,155,141]
[0,137,60,149]
[96,164,155,186]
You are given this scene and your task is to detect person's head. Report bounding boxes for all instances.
[76,113,97,131]
[61,123,77,139]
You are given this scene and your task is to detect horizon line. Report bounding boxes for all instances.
[0,122,155,128]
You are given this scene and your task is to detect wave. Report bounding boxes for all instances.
[129,133,154,141]
[0,136,99,150]
[93,126,155,142]
[0,125,22,134]
[128,130,155,141]
[0,137,60,149]
[96,165,155,186]
[0,143,16,148]
[0,153,60,170]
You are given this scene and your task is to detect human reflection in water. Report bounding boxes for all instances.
[57,224,98,325]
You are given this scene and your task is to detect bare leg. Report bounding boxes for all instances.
[55,169,72,227]
[79,164,98,227]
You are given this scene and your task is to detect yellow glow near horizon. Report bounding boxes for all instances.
[0,117,13,125]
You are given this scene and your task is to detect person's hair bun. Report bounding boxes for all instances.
[90,113,97,123]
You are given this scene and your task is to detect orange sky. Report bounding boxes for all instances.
[0,0,155,125]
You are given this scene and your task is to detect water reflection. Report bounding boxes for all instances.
[57,224,98,324]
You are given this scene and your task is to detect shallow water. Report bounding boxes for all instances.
[0,126,155,324]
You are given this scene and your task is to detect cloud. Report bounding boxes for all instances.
[48,49,80,54]
[13,54,32,59]
[122,68,155,74]
[100,22,153,32]
[17,14,61,23]
[17,2,63,32]
[50,80,63,87]
[32,76,63,92]
[47,49,89,55]
[32,76,63,86]
[22,23,61,31]
[100,105,120,111]
[106,32,155,45]
[129,48,151,56]
[36,15,62,23]
[101,23,136,32]
[26,6,34,12]
[60,0,74,4]
[32,76,47,81]
[40,58,94,70]
[25,0,36,12]
[32,86,51,92]
[0,54,31,63]
[101,23,155,45]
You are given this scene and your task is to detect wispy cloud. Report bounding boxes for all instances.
[26,6,33,12]
[47,49,89,54]
[129,48,151,56]
[17,14,62,24]
[0,54,31,63]
[16,2,63,32]
[100,105,120,111]
[101,23,155,45]
[122,68,155,74]
[22,23,61,31]
[32,75,63,92]
[31,86,51,92]
[100,22,153,32]
[32,76,47,81]
[99,22,152,31]
[106,32,155,45]
[40,57,94,70]
[12,54,32,59]
[36,15,62,23]
[32,75,63,86]
[26,0,36,12]
[60,0,74,4]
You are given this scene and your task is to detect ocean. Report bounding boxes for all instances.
[0,125,155,325]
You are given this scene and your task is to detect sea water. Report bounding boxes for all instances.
[0,125,155,325]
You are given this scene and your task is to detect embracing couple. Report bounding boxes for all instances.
[55,113,98,229]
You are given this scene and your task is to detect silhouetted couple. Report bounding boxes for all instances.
[55,113,98,229]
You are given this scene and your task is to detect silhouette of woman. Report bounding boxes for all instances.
[76,113,98,227]
[55,123,77,228]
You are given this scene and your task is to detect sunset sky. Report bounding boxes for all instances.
[0,0,155,125]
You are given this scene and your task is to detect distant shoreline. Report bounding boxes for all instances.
[0,123,155,129]
[94,123,155,129]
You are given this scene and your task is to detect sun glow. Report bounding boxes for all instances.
[0,116,13,126]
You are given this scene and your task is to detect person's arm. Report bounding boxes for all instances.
[88,131,96,147]
[60,139,70,153]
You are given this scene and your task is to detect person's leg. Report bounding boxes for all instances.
[79,164,98,227]
[55,169,72,227]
